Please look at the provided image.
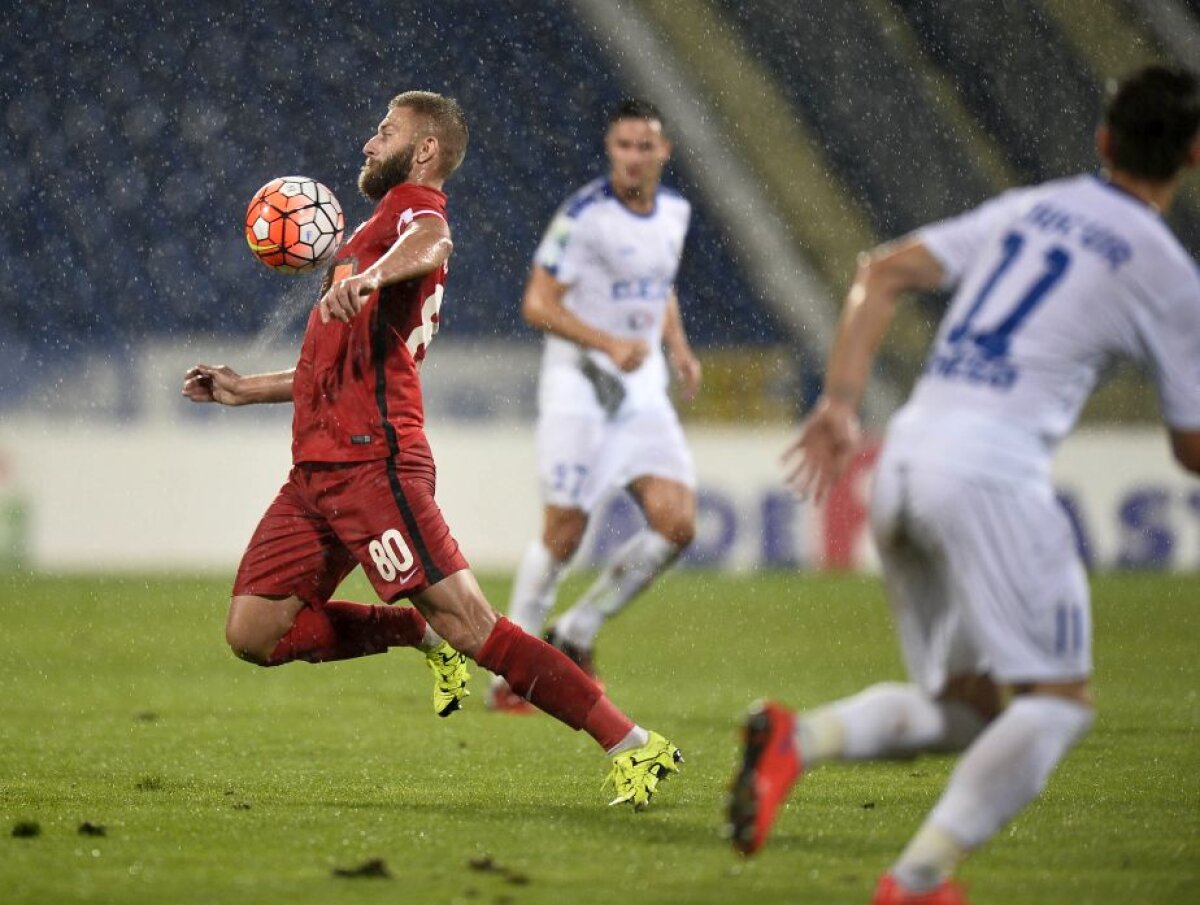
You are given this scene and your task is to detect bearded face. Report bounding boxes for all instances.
[358,141,417,201]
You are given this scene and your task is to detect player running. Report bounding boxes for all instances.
[727,65,1200,904]
[491,98,702,711]
[184,91,680,810]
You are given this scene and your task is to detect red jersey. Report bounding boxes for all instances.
[292,183,449,464]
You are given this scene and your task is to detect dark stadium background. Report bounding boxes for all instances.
[4,0,1194,419]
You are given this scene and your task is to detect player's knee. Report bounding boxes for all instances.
[644,510,694,548]
[639,487,696,548]
[543,518,586,561]
[224,595,300,666]
[544,533,581,562]
[940,673,1004,723]
[225,624,276,666]
[663,516,695,548]
[224,610,280,666]
[236,647,274,667]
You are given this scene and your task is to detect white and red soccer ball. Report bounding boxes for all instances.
[244,176,344,273]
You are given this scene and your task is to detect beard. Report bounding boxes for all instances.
[358,142,417,200]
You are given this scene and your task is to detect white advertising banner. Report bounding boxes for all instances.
[0,420,1196,572]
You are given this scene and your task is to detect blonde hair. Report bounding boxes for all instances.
[389,91,469,178]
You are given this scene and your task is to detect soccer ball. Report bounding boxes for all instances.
[244,176,344,273]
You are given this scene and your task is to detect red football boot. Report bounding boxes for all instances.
[872,873,969,905]
[727,700,803,855]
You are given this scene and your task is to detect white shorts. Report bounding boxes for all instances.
[536,408,696,512]
[869,449,1091,694]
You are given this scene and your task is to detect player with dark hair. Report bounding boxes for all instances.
[727,65,1200,904]
[184,90,681,809]
[491,97,702,710]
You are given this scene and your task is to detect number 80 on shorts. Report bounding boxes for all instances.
[368,528,415,582]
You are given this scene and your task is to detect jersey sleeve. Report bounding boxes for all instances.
[917,188,1032,290]
[384,185,447,239]
[1139,280,1200,429]
[534,207,590,284]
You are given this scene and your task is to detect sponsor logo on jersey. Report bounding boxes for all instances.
[612,277,671,301]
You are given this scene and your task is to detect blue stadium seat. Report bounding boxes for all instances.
[0,0,786,371]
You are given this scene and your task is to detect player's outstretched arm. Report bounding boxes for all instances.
[319,216,453,324]
[783,239,944,501]
[181,365,295,406]
[663,290,701,401]
[522,265,648,372]
[783,397,861,502]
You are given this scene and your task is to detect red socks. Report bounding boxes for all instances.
[267,610,636,751]
[476,617,633,749]
[582,697,636,752]
[267,600,428,665]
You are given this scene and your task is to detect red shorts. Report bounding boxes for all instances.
[233,438,469,604]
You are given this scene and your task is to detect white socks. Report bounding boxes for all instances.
[554,529,680,650]
[606,724,650,757]
[924,694,1094,846]
[417,625,444,653]
[891,826,966,894]
[796,682,987,767]
[507,540,570,635]
[893,695,1094,891]
[793,683,1094,893]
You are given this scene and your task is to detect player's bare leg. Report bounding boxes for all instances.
[550,476,694,666]
[415,569,682,808]
[543,506,589,563]
[631,475,697,548]
[226,594,437,664]
[224,593,466,715]
[226,595,307,664]
[493,505,586,711]
[410,571,497,657]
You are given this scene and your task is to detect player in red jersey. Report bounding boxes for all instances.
[184,91,680,808]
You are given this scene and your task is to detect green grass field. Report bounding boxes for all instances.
[1,569,1197,905]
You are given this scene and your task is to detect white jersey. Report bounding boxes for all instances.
[533,177,691,416]
[887,174,1200,483]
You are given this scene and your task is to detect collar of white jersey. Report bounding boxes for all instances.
[1089,172,1161,216]
[602,179,661,219]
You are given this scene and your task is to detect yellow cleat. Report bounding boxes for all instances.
[425,641,470,718]
[605,731,682,810]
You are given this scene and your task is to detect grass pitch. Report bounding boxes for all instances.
[0,569,1196,905]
